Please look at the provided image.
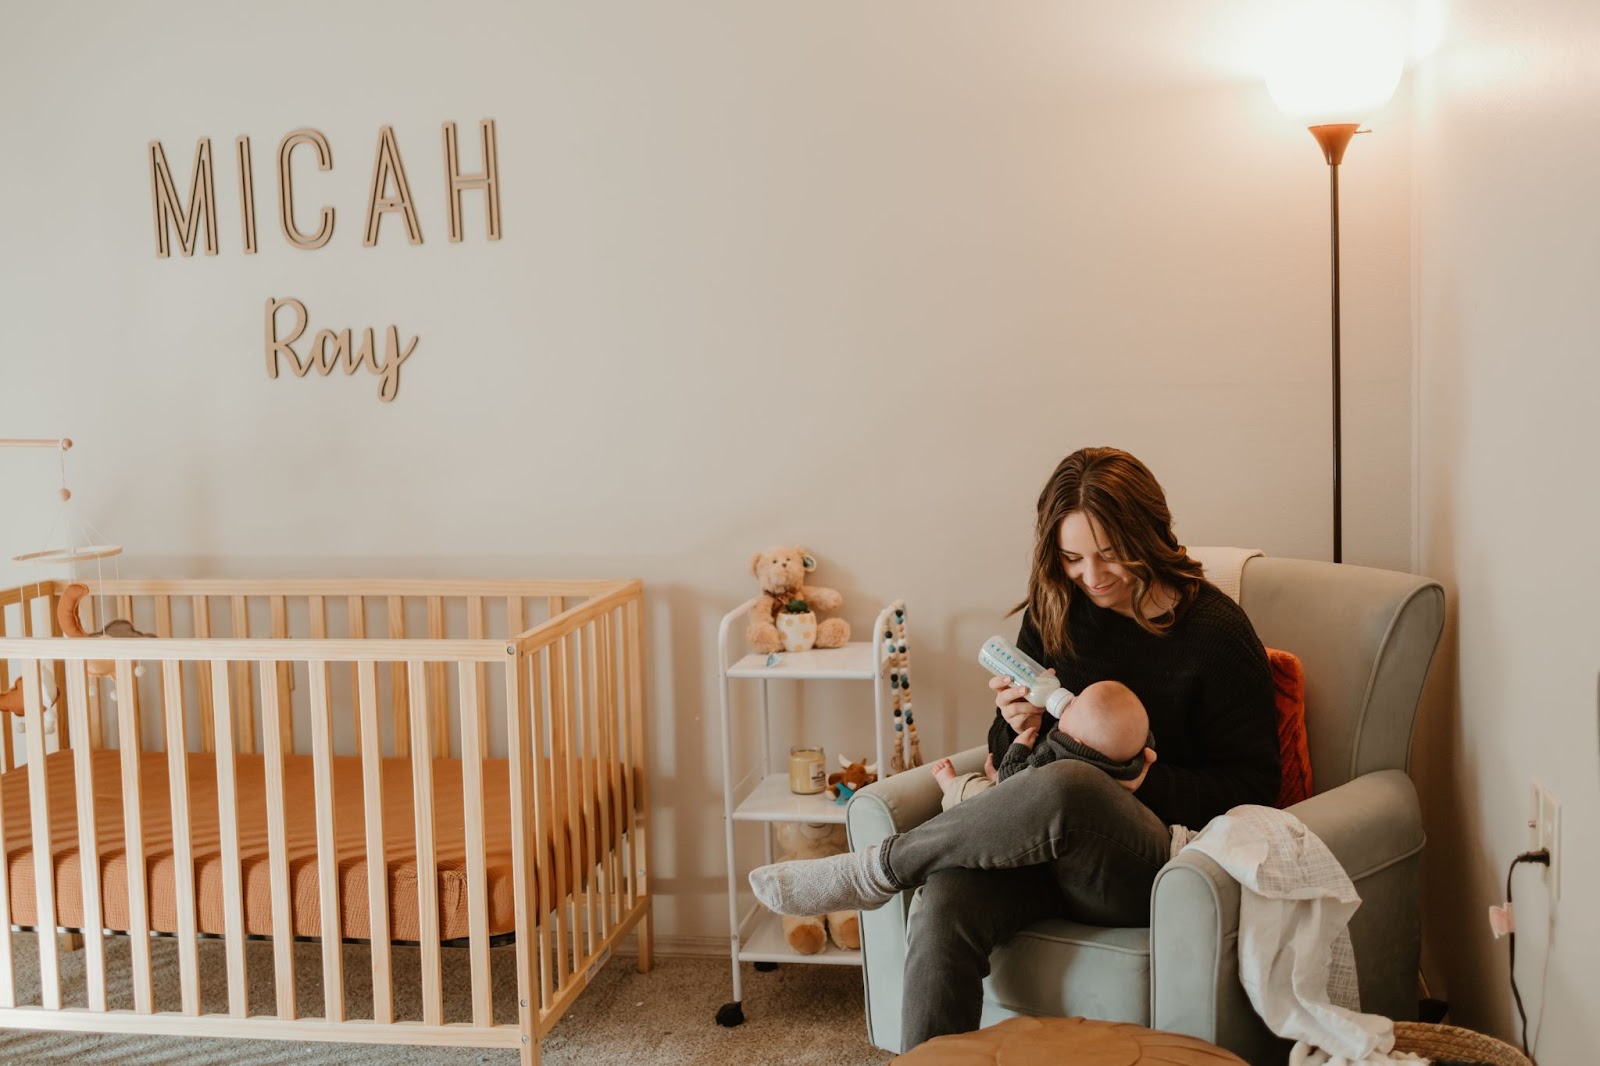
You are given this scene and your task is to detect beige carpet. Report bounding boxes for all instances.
[0,933,893,1065]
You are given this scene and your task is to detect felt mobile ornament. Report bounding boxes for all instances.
[1,438,149,732]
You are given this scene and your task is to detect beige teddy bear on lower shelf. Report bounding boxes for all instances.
[769,821,861,954]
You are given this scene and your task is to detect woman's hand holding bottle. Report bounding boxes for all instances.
[989,670,1049,737]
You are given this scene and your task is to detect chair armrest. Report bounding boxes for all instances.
[1288,769,1424,1022]
[1150,844,1263,1057]
[846,745,986,848]
[1286,768,1424,878]
[846,746,986,1055]
[1151,770,1425,1063]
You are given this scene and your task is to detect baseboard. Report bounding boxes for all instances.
[612,932,729,959]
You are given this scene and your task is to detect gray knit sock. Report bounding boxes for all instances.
[749,842,899,916]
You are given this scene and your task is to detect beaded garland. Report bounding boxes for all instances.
[885,605,921,772]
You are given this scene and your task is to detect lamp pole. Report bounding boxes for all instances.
[1307,123,1359,565]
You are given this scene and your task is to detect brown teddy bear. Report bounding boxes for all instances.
[747,546,850,654]
[770,821,861,954]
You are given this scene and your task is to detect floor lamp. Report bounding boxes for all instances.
[1265,7,1403,565]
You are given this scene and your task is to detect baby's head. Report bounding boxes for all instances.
[1060,681,1148,763]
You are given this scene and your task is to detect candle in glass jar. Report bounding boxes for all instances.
[789,746,825,795]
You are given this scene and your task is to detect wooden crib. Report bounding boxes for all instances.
[0,577,651,1064]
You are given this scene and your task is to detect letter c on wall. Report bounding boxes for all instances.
[277,129,335,250]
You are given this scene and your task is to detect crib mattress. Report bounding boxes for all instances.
[0,748,635,943]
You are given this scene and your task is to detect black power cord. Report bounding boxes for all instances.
[1506,848,1551,1063]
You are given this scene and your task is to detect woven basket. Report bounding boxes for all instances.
[1391,1021,1533,1066]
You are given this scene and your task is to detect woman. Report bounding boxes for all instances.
[750,447,1280,1048]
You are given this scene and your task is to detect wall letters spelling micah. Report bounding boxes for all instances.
[147,120,501,402]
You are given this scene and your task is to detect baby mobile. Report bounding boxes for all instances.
[884,604,922,773]
[0,438,152,734]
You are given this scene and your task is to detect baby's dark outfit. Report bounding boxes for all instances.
[996,726,1143,782]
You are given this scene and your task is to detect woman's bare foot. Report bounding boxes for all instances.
[930,757,956,788]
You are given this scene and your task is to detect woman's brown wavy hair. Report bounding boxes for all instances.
[1014,447,1205,659]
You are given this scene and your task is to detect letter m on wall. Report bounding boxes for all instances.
[149,138,218,257]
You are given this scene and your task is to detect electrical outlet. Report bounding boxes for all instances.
[1539,787,1561,901]
[1529,780,1544,850]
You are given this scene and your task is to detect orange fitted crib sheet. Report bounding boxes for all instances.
[0,749,633,943]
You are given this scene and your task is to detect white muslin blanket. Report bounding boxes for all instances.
[1172,806,1427,1065]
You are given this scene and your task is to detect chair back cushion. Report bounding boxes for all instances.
[1239,558,1444,792]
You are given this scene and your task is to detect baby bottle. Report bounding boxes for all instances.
[978,636,1075,717]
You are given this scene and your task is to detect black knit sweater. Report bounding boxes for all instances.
[985,582,1279,831]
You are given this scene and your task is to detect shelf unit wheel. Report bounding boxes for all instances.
[715,1001,745,1027]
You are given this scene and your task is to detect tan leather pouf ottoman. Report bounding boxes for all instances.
[890,1016,1246,1065]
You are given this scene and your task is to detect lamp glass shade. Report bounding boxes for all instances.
[1263,0,1405,122]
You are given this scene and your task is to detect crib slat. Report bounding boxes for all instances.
[78,594,105,753]
[64,660,107,1010]
[154,600,174,753]
[504,596,551,1015]
[270,597,293,753]
[467,596,488,752]
[356,660,392,1025]
[407,660,443,1027]
[10,595,38,770]
[526,650,555,1010]
[600,614,622,923]
[0,655,12,1006]
[427,597,447,758]
[347,596,366,759]
[307,659,344,1021]
[22,660,60,1009]
[547,630,576,980]
[210,660,249,1018]
[504,648,540,1047]
[459,663,491,1027]
[559,630,591,963]
[577,628,600,950]
[230,596,256,755]
[612,609,629,920]
[581,623,607,937]
[259,663,297,1020]
[388,597,409,756]
[48,590,70,752]
[613,607,635,914]
[117,659,154,1014]
[624,597,651,970]
[0,611,13,773]
[193,597,215,755]
[162,660,201,1016]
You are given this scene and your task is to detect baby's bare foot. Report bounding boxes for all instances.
[931,757,955,787]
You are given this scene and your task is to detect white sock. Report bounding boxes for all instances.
[748,843,898,916]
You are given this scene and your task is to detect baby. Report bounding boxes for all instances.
[930,680,1152,810]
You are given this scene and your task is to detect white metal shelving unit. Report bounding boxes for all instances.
[714,597,913,1027]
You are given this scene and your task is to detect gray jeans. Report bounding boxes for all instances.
[880,760,1172,1049]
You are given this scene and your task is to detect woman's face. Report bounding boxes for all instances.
[1057,511,1136,616]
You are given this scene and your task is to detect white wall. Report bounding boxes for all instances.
[1,2,1415,946]
[1412,0,1600,1057]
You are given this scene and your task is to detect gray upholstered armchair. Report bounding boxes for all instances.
[847,557,1445,1065]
